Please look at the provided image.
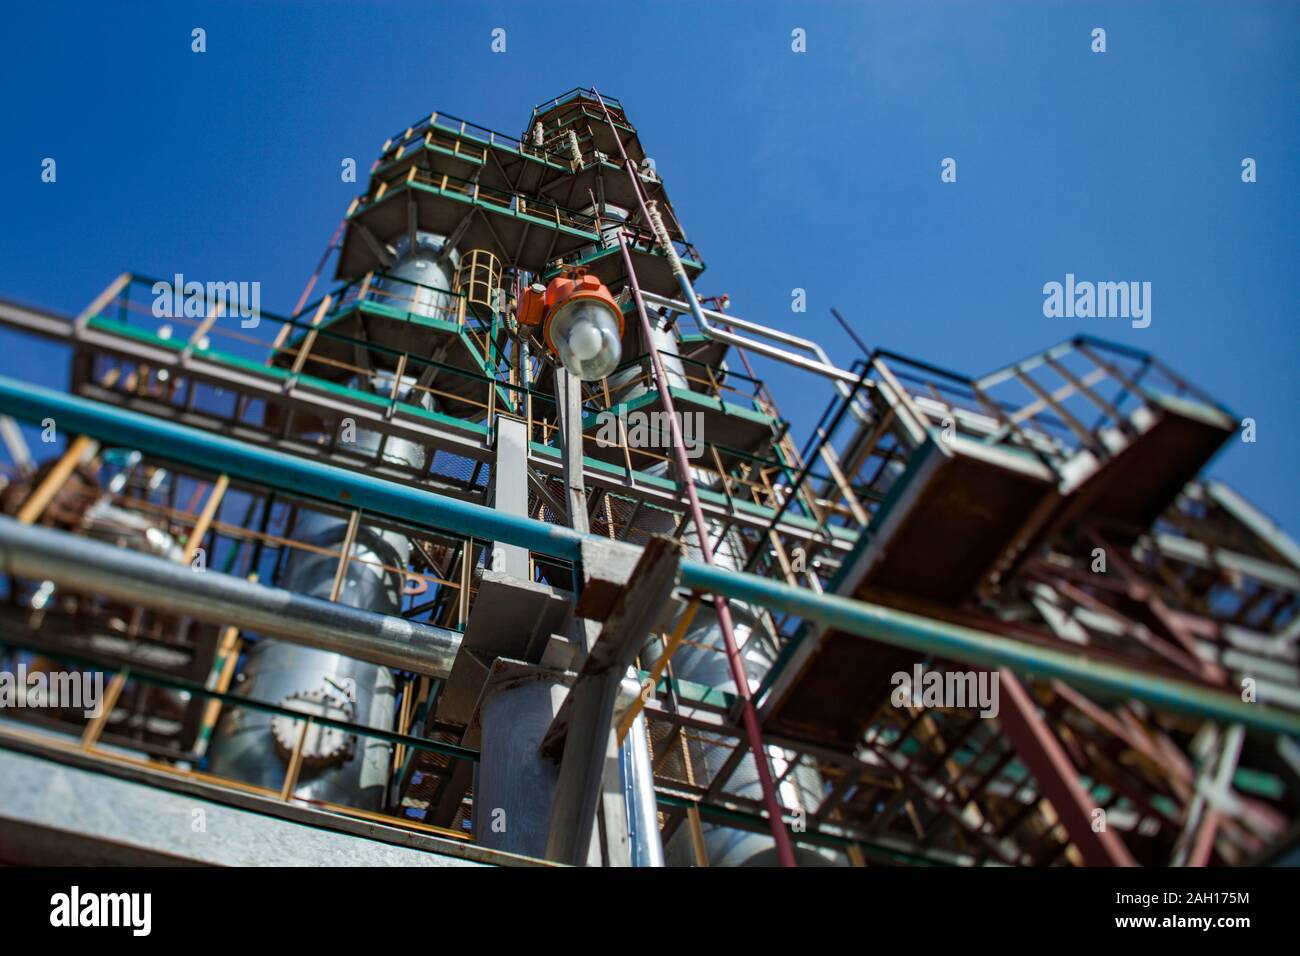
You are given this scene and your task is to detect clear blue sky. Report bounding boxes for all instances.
[1,1,1296,531]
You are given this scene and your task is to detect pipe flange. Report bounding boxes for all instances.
[271,688,356,769]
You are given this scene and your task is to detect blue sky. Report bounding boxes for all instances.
[1,1,1296,531]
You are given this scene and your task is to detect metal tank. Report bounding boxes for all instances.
[205,456,416,809]
[374,231,461,323]
[207,235,456,809]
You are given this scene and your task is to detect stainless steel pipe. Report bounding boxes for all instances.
[0,516,461,678]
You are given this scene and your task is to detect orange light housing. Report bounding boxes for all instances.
[519,270,625,380]
[517,282,548,329]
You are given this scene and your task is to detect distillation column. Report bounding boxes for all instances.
[207,233,459,809]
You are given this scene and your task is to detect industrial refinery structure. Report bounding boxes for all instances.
[0,89,1296,867]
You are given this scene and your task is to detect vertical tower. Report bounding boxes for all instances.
[0,88,1296,869]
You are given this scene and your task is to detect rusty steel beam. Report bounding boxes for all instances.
[996,670,1137,866]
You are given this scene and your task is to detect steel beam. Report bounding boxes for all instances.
[0,374,1297,738]
[0,295,75,340]
[996,670,1137,866]
[543,537,681,865]
[0,299,850,554]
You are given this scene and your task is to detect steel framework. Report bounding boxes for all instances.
[0,88,1296,868]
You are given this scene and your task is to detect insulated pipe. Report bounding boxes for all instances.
[587,98,830,866]
[623,710,666,867]
[619,230,795,866]
[590,89,794,863]
[640,289,872,427]
[0,377,1296,736]
[0,516,462,678]
[640,290,860,386]
[612,234,819,865]
[0,376,584,561]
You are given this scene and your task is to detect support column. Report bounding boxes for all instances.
[554,370,589,537]
[493,415,531,580]
[544,537,680,866]
[546,369,637,866]
[473,661,570,858]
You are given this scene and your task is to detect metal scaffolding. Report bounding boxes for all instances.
[0,87,1295,868]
